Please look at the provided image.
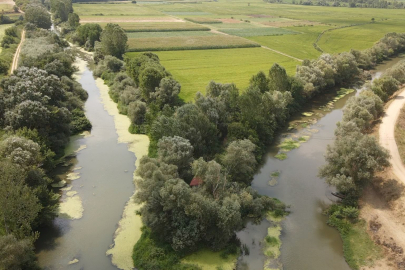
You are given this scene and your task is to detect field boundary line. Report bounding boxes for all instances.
[166,14,303,62]
[11,29,25,74]
[314,22,374,53]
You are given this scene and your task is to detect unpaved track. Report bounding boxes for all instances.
[11,29,25,74]
[379,88,405,184]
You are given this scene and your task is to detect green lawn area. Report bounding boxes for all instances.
[344,221,383,269]
[0,24,13,54]
[127,47,300,101]
[248,25,328,60]
[318,21,405,53]
[181,249,237,270]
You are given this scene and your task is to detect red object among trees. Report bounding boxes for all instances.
[190,177,203,186]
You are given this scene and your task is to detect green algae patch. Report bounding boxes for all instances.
[263,211,286,270]
[275,153,287,160]
[59,195,83,220]
[298,136,310,142]
[279,138,300,151]
[182,249,237,270]
[269,170,281,186]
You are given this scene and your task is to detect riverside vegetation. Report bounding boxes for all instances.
[0,1,91,268]
[63,2,405,266]
[319,57,405,269]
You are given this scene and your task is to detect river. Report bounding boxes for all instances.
[35,53,403,269]
[237,55,404,270]
[36,59,137,269]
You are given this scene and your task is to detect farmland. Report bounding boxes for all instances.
[127,47,300,101]
[74,0,405,100]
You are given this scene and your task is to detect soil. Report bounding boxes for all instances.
[360,88,405,270]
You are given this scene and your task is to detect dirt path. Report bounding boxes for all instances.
[11,29,25,74]
[379,88,405,184]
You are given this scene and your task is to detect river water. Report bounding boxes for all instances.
[237,55,404,270]
[35,55,403,269]
[36,60,136,269]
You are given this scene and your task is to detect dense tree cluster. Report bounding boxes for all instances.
[71,23,102,50]
[269,0,405,9]
[296,33,405,97]
[0,24,91,268]
[24,4,52,29]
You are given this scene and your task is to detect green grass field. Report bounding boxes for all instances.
[127,47,300,101]
[0,24,13,54]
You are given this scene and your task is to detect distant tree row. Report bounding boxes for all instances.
[266,0,405,9]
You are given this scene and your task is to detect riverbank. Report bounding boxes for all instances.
[357,86,405,270]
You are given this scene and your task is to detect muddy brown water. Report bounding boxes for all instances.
[35,55,403,269]
[237,55,404,270]
[36,63,136,269]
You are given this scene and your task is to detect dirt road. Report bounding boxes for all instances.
[379,88,405,184]
[11,29,25,74]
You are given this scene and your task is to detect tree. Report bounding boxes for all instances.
[268,63,291,92]
[99,23,128,59]
[223,139,257,184]
[319,131,389,193]
[151,77,181,106]
[68,12,80,28]
[158,136,193,179]
[0,161,41,239]
[0,136,42,168]
[128,101,147,126]
[139,67,164,101]
[0,235,40,270]
[25,4,51,29]
[73,23,102,50]
[343,92,383,131]
[249,71,269,93]
[50,0,72,23]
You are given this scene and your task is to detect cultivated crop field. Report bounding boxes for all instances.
[127,33,260,52]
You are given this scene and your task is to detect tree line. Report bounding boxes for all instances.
[267,0,405,9]
[318,55,405,270]
[0,2,91,269]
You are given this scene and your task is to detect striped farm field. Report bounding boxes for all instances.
[127,47,300,101]
[73,3,163,16]
[87,21,209,32]
[218,27,299,37]
[127,31,215,38]
[126,35,260,52]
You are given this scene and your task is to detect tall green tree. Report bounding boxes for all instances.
[25,4,52,29]
[99,23,128,59]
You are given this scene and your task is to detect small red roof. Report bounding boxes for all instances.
[190,177,203,186]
